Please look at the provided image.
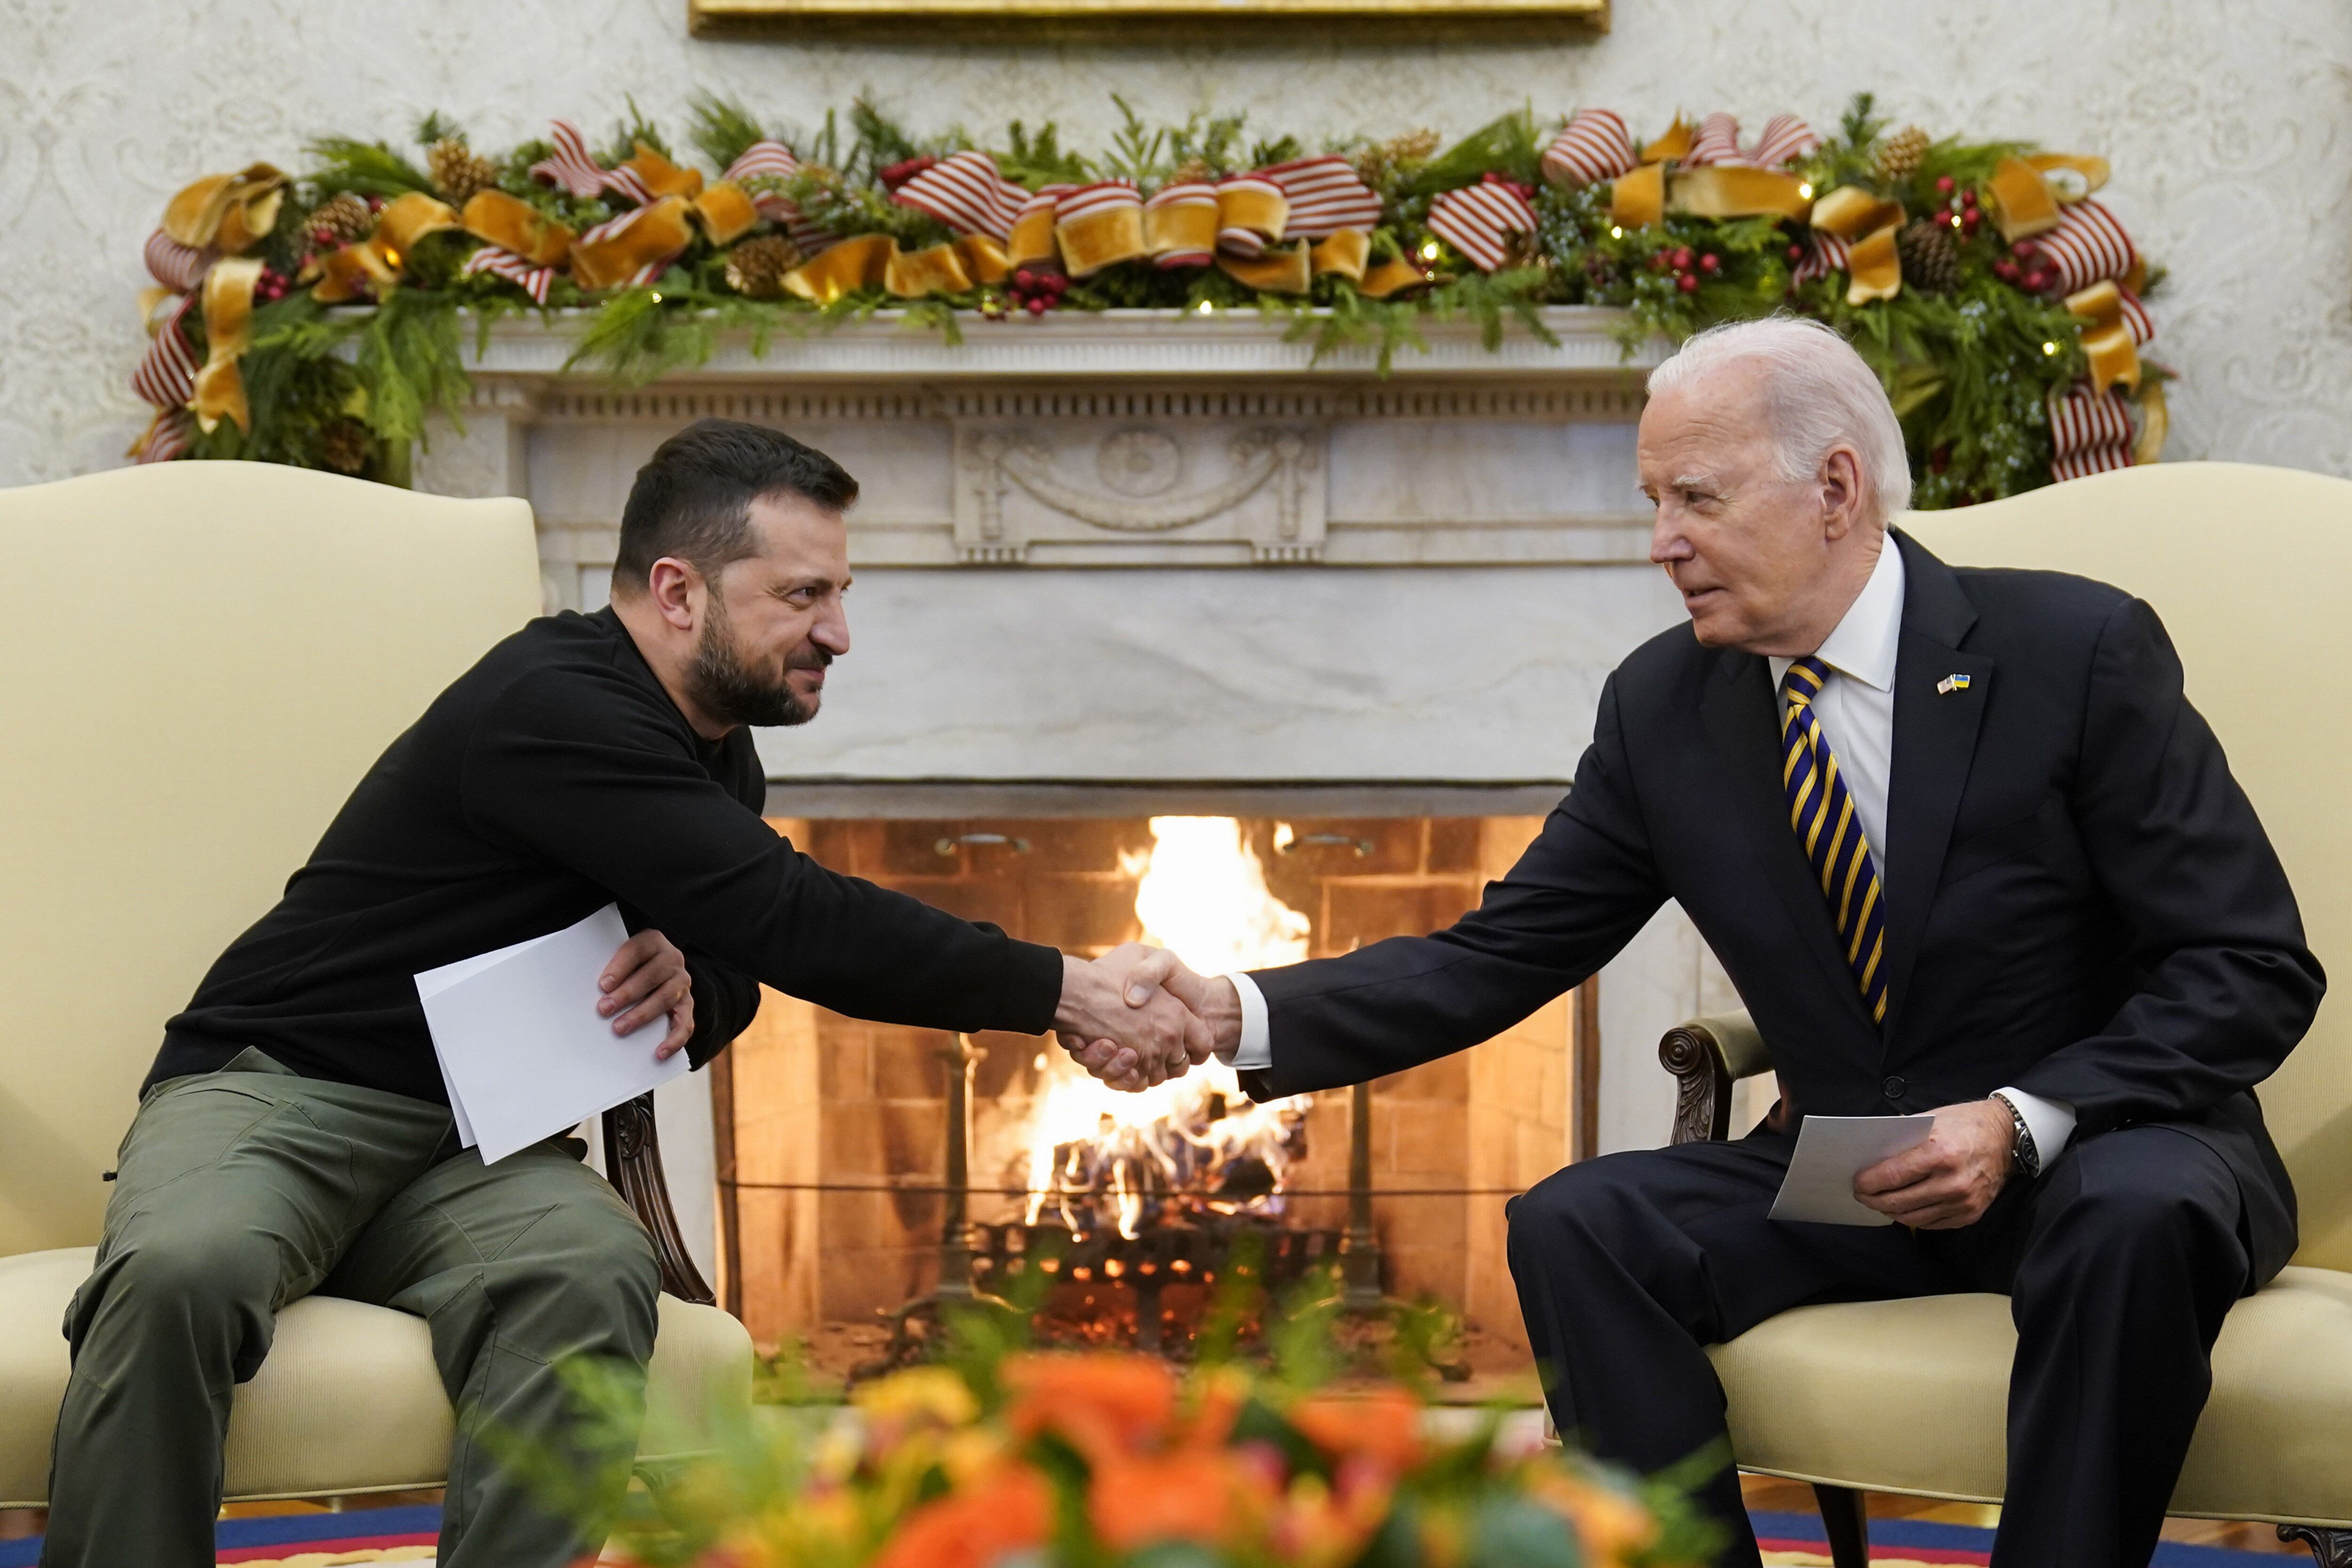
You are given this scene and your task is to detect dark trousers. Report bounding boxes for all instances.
[43,1050,660,1568]
[1508,1122,2255,1568]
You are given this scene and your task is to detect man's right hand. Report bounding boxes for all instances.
[1061,946,1243,1087]
[1053,944,1214,1092]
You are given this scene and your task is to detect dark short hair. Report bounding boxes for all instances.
[613,418,859,592]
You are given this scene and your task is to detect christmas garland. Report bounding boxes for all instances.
[129,95,2164,507]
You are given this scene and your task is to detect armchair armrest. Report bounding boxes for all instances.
[1658,1011,1773,1146]
[603,1093,717,1305]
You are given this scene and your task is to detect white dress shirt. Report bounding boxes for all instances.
[1222,538,2073,1168]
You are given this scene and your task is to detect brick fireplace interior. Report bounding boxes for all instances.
[712,799,1596,1365]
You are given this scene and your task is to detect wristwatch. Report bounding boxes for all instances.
[1992,1091,2041,1178]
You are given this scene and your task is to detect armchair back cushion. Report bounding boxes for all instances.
[1905,462,2352,1271]
[0,463,539,1257]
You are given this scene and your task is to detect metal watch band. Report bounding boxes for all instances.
[1993,1091,2041,1178]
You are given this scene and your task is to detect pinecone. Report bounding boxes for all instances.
[427,137,500,208]
[318,421,372,475]
[309,191,376,246]
[723,234,805,298]
[1352,127,1441,187]
[1875,124,1931,182]
[1897,216,1961,294]
[1169,156,1213,186]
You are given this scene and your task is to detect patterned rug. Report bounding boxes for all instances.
[1750,1507,2293,1565]
[0,1504,2300,1565]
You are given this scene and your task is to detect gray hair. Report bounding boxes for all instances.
[1646,317,1913,520]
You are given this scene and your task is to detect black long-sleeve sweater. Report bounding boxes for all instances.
[150,606,1065,1103]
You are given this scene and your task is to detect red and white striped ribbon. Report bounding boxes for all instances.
[2035,198,2137,294]
[143,229,212,293]
[2115,286,2155,344]
[1215,174,1284,259]
[1426,179,1539,272]
[1144,181,1217,267]
[1541,109,1637,188]
[130,292,200,413]
[890,150,1029,242]
[720,139,834,251]
[1793,229,1850,287]
[1684,112,1819,170]
[529,119,658,207]
[529,120,608,199]
[1255,154,1383,237]
[1055,180,1143,223]
[461,245,556,304]
[133,410,196,464]
[2049,382,2137,481]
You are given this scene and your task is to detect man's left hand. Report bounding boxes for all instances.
[599,930,696,1061]
[1852,1098,2014,1228]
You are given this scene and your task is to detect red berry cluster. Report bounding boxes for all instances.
[1650,244,1719,294]
[251,266,294,305]
[1008,267,1070,317]
[1993,239,2061,295]
[1933,173,1988,241]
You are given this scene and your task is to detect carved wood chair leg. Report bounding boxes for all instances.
[1812,1483,1869,1568]
[2279,1525,2352,1566]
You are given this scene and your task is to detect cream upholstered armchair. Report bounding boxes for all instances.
[0,463,750,1511]
[1658,462,2352,1566]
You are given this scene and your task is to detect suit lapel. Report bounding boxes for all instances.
[1700,648,1876,1032]
[1879,533,1991,1046]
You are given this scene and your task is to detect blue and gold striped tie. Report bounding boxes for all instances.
[1780,656,1888,1026]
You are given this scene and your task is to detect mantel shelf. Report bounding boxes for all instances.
[457,305,1665,384]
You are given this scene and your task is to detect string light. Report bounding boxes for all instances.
[1609,225,1624,239]
[1418,239,1442,261]
[2041,340,2061,356]
[1797,183,1814,199]
[1195,299,1214,314]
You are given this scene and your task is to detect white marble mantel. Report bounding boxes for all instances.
[418,306,1667,591]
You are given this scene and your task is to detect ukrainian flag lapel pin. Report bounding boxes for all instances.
[1936,673,1972,696]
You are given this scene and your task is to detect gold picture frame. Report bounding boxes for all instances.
[688,0,1607,44]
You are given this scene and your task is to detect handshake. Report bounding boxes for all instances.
[1051,943,1242,1091]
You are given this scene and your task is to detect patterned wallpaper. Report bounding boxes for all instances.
[2,0,2346,486]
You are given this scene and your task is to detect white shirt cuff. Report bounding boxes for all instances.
[1994,1086,2077,1167]
[1220,972,1272,1070]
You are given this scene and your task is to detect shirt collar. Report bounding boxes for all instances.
[1770,537,1905,693]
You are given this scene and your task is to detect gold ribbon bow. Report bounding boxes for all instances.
[1607,119,1814,231]
[163,164,289,256]
[191,257,262,433]
[309,191,462,303]
[2065,279,2143,394]
[1808,186,1907,304]
[1986,153,2113,243]
[780,233,1011,303]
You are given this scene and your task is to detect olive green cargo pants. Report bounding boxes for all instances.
[41,1049,659,1568]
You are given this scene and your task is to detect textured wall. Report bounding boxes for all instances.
[3,0,2347,485]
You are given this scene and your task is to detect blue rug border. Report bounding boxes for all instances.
[1751,1504,2293,1565]
[0,1504,442,1568]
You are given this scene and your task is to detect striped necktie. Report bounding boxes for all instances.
[1780,656,1888,1026]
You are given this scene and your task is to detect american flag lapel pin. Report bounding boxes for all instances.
[1936,673,1972,695]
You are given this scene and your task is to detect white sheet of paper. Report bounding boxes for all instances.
[1769,1114,1938,1226]
[413,904,686,1164]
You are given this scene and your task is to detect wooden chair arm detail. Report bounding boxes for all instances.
[1658,1010,1772,1146]
[603,1092,716,1305]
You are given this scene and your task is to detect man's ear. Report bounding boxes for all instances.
[1818,445,1867,542]
[646,557,703,632]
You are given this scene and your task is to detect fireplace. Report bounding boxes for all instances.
[420,307,1750,1353]
[711,791,1596,1365]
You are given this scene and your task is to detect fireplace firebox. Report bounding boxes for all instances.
[709,789,1597,1367]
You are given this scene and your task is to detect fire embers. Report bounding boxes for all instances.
[1030,1090,1309,1239]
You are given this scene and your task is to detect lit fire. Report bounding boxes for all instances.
[1021,817,1314,1239]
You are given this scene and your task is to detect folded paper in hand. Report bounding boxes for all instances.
[1768,1113,1937,1226]
[415,903,687,1165]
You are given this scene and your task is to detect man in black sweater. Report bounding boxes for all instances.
[42,420,1202,1568]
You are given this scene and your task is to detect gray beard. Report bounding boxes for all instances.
[684,595,818,729]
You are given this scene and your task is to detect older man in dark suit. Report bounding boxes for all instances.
[1087,318,2323,1568]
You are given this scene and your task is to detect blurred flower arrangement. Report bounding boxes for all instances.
[131,93,2160,508]
[508,1267,1718,1568]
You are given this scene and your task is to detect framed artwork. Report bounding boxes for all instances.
[687,0,1607,43]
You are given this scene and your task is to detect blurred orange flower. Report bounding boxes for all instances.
[868,1460,1053,1568]
[1523,1466,1661,1564]
[1286,1387,1424,1473]
[1003,1353,1178,1464]
[1088,1449,1244,1551]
